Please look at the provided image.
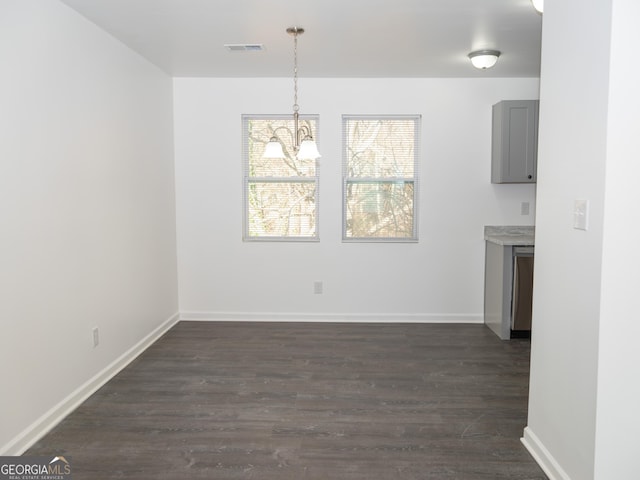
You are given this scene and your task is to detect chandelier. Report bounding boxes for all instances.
[263,27,321,160]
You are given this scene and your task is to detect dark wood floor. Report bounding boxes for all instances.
[27,322,547,479]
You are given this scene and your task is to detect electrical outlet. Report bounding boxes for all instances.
[313,281,323,294]
[92,327,100,348]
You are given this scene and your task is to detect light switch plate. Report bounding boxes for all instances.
[573,199,589,230]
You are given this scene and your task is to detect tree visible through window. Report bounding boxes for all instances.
[343,115,420,241]
[243,115,319,241]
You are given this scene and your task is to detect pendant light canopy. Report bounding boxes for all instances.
[263,27,321,160]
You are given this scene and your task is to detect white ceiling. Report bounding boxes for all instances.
[59,0,542,78]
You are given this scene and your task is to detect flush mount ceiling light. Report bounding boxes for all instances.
[531,0,543,13]
[263,27,321,160]
[468,49,501,70]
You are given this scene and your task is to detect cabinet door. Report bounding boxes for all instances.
[492,100,539,183]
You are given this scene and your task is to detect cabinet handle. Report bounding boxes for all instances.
[528,175,532,179]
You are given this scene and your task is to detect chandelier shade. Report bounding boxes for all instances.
[263,137,286,159]
[531,0,543,13]
[297,137,321,160]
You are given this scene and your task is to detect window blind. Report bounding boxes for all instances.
[242,115,320,241]
[342,115,420,242]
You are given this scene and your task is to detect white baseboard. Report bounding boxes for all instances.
[180,311,483,324]
[1,312,180,456]
[521,426,571,480]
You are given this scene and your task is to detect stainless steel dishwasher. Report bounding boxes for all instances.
[511,246,534,336]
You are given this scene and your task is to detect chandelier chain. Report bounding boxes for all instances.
[292,30,299,113]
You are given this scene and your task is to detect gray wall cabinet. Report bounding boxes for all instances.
[491,100,539,183]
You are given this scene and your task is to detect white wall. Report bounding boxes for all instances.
[594,0,640,477]
[524,0,640,478]
[0,0,178,454]
[174,77,538,321]
[523,2,610,478]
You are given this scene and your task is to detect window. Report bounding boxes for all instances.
[342,115,420,241]
[243,115,319,241]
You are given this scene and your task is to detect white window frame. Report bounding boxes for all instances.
[242,114,320,242]
[342,114,420,242]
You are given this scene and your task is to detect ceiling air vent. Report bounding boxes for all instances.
[224,44,265,52]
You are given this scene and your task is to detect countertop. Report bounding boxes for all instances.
[484,225,535,246]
